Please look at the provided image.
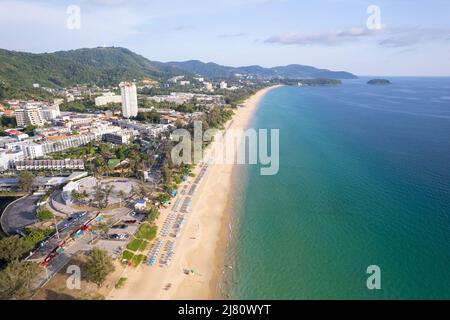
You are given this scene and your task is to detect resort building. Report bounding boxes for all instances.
[15,105,45,127]
[14,159,85,171]
[40,133,98,155]
[120,82,138,118]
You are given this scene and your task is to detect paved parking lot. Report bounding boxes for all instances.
[1,195,40,235]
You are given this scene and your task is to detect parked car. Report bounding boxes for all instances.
[110,233,129,240]
[112,224,127,229]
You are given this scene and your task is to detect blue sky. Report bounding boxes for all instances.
[1,0,450,76]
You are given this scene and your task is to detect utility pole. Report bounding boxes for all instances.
[54,216,60,241]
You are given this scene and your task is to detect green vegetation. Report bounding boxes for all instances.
[134,111,160,123]
[131,254,145,267]
[18,171,35,192]
[92,183,115,208]
[0,235,32,262]
[23,227,54,248]
[107,158,120,168]
[40,189,53,202]
[85,247,115,288]
[60,98,94,112]
[0,235,41,299]
[22,124,38,136]
[91,222,109,235]
[158,192,171,204]
[71,189,88,202]
[0,79,52,101]
[367,79,392,85]
[0,116,17,133]
[36,207,54,221]
[135,224,157,241]
[121,250,134,261]
[126,239,148,252]
[115,277,127,289]
[0,260,41,300]
[147,207,160,224]
[60,98,121,113]
[166,60,357,79]
[280,78,342,86]
[49,141,148,179]
[0,47,183,99]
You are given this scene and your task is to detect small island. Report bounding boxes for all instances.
[367,79,391,85]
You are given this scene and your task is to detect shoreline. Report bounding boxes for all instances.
[209,85,282,299]
[109,85,282,300]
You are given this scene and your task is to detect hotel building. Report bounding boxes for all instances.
[15,105,45,127]
[120,82,138,118]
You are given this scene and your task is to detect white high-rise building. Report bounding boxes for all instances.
[120,82,138,118]
[15,105,45,127]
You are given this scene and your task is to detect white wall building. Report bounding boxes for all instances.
[15,105,45,127]
[120,82,138,118]
[14,159,84,171]
[95,92,122,106]
[41,104,60,121]
[220,81,228,89]
[0,149,25,171]
[204,82,213,91]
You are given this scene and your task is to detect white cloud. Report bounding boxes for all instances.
[265,27,382,46]
[265,26,450,48]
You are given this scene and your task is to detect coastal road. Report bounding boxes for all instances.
[1,195,40,235]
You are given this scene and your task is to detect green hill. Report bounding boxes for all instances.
[0,47,183,99]
[0,46,357,100]
[166,60,357,79]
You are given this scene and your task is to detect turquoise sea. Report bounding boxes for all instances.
[225,77,450,299]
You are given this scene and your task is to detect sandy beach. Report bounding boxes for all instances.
[108,85,281,300]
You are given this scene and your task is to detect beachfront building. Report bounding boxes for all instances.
[14,159,85,171]
[120,82,138,118]
[40,134,98,155]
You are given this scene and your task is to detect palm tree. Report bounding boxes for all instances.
[103,184,115,208]
[118,190,126,207]
[93,183,105,208]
